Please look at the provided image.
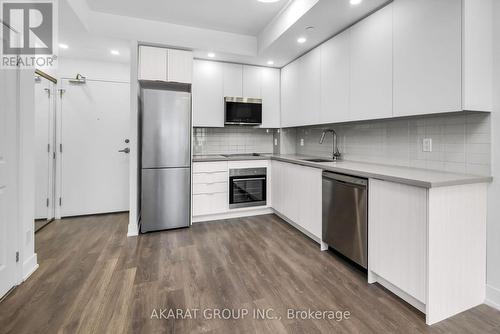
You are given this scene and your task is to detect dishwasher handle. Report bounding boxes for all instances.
[322,171,368,187]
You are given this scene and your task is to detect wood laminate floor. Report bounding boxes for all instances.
[0,213,499,334]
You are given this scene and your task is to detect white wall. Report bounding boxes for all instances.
[58,57,130,82]
[128,41,139,237]
[487,0,500,310]
[19,70,38,280]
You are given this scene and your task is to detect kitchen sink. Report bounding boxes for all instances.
[301,158,334,163]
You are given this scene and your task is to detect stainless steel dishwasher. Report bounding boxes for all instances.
[322,172,368,269]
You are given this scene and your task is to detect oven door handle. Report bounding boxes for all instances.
[232,177,266,182]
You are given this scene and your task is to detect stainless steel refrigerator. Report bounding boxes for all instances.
[140,81,191,233]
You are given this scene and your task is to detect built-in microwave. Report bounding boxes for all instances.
[224,97,262,125]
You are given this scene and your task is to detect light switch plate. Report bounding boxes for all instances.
[300,138,304,146]
[423,138,432,152]
[274,138,278,146]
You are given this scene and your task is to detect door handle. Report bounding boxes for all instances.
[119,147,130,154]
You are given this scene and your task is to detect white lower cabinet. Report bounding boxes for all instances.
[193,193,227,216]
[368,179,427,303]
[271,161,322,239]
[192,162,228,216]
[368,178,488,325]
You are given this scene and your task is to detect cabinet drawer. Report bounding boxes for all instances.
[193,161,227,173]
[193,193,227,216]
[193,172,227,184]
[193,182,227,194]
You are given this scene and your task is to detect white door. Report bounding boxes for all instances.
[34,77,55,220]
[0,68,20,298]
[60,79,130,217]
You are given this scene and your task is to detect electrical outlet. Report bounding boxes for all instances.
[274,138,278,146]
[300,138,304,146]
[423,138,432,152]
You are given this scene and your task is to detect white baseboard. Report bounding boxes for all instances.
[127,217,139,237]
[22,253,38,282]
[192,207,273,223]
[369,271,426,313]
[273,210,321,244]
[485,284,500,311]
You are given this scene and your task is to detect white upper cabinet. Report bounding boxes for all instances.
[193,60,280,128]
[350,3,393,121]
[260,67,281,128]
[462,0,493,111]
[138,46,193,84]
[281,60,300,127]
[167,49,193,84]
[298,47,321,126]
[138,46,167,81]
[393,0,462,116]
[192,60,224,127]
[223,63,243,97]
[320,29,350,124]
[243,65,262,98]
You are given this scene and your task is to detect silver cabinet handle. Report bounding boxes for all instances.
[119,148,130,153]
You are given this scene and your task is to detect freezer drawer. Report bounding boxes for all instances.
[141,168,191,232]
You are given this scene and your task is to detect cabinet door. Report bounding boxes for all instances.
[243,65,262,98]
[282,163,300,223]
[223,63,243,97]
[369,179,427,303]
[320,29,350,123]
[260,67,280,128]
[298,48,321,126]
[350,4,393,121]
[393,0,461,116]
[271,161,283,213]
[281,61,300,127]
[192,60,224,127]
[138,46,167,81]
[297,166,322,239]
[167,49,193,84]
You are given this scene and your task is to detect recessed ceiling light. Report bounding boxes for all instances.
[297,37,307,44]
[350,0,362,5]
[267,60,274,65]
[59,43,68,49]
[110,50,120,56]
[207,52,215,58]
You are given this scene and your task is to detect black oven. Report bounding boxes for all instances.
[229,168,267,209]
[225,97,262,125]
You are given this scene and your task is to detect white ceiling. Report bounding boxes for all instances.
[58,0,130,63]
[259,0,390,66]
[61,0,392,68]
[86,0,291,36]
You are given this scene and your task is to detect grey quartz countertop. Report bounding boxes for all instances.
[192,154,492,188]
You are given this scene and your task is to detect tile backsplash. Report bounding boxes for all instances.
[193,127,275,155]
[295,112,491,176]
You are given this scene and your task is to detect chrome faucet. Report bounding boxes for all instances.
[319,129,342,161]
